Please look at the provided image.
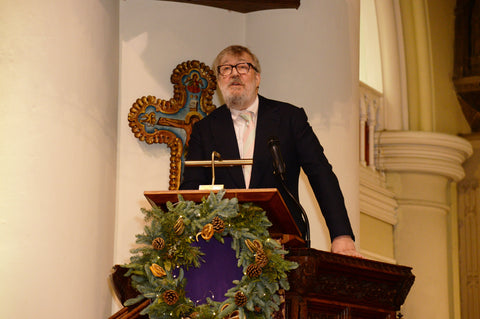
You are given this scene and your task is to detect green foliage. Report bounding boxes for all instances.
[122,190,298,319]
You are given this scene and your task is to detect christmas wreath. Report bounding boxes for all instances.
[122,190,298,319]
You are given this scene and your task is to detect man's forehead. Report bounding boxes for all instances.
[219,52,252,64]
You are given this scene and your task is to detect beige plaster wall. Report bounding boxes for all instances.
[360,214,394,259]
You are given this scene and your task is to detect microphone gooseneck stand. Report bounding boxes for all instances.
[278,177,311,248]
[268,137,311,248]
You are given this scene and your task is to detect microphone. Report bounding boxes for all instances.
[268,137,311,248]
[268,137,286,180]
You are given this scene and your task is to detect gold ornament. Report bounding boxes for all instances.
[174,216,185,235]
[245,239,256,253]
[220,304,240,319]
[149,263,166,277]
[196,223,214,241]
[245,239,263,253]
[224,310,240,319]
[152,237,165,250]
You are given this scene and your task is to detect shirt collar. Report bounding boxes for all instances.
[229,96,259,121]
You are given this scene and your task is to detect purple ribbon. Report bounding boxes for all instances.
[182,236,243,304]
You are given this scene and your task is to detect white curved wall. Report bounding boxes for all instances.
[0,0,118,318]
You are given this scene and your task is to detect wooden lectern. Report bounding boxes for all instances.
[110,189,414,319]
[144,188,305,248]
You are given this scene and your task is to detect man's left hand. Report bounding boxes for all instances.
[331,235,363,258]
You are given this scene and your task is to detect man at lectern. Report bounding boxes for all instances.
[180,45,361,258]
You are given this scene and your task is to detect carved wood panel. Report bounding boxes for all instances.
[156,0,300,13]
[286,248,414,319]
[127,60,216,190]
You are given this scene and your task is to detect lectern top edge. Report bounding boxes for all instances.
[143,188,304,246]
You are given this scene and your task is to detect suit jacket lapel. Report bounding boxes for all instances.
[250,96,280,188]
[210,106,245,188]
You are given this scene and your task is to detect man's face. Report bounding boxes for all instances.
[217,52,261,110]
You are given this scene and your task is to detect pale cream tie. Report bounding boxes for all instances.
[240,112,255,188]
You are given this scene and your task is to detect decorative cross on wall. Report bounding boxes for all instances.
[128,60,217,190]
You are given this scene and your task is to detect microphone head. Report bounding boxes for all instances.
[268,136,279,146]
[268,136,286,177]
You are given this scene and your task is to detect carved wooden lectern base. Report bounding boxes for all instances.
[110,249,414,319]
[285,248,414,319]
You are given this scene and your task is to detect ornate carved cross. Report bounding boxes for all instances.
[128,60,217,189]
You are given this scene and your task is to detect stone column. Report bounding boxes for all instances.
[376,130,472,318]
[0,1,119,318]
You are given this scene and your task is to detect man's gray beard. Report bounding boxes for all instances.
[224,94,247,109]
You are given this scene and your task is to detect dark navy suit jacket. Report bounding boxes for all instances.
[180,95,354,241]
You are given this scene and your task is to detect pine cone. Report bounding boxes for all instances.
[163,289,179,305]
[234,291,247,307]
[246,263,262,278]
[255,250,269,268]
[152,237,165,250]
[211,216,225,233]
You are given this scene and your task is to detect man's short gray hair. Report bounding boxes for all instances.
[212,45,261,77]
